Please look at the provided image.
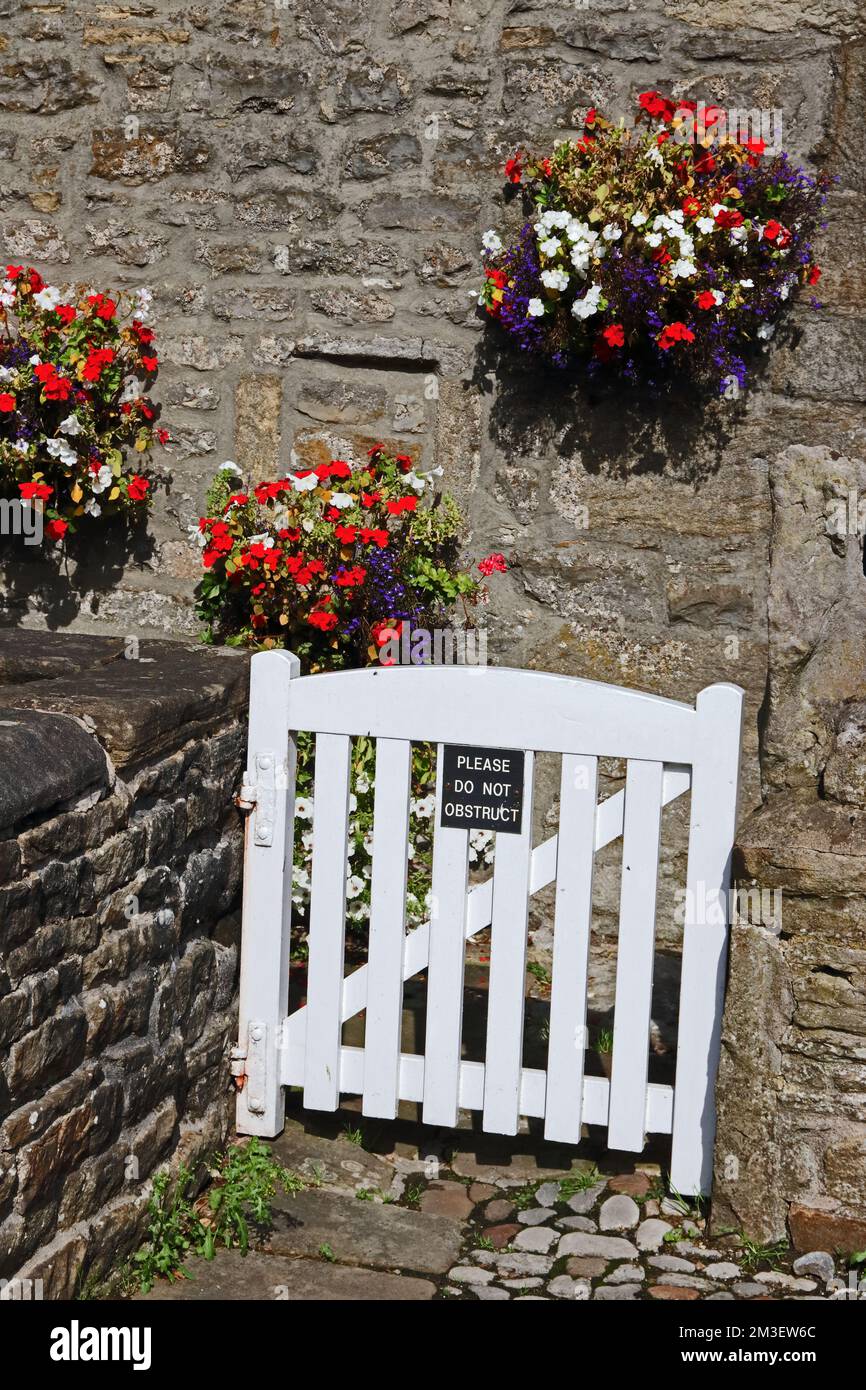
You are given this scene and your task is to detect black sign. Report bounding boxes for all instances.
[439,744,525,835]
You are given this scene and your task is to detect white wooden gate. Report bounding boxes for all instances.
[234,653,743,1196]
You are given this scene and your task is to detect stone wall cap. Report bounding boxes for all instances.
[0,706,110,835]
[0,632,249,771]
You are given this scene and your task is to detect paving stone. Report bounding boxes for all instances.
[483,1223,521,1249]
[676,1242,725,1260]
[269,1122,395,1194]
[265,1188,462,1275]
[594,1283,641,1300]
[518,1206,557,1226]
[557,1215,597,1233]
[649,1253,696,1273]
[484,1199,515,1222]
[734,1281,771,1297]
[703,1261,742,1280]
[447,1265,494,1285]
[514,1295,549,1300]
[500,1276,544,1289]
[419,1181,473,1222]
[706,1292,736,1300]
[754,1271,817,1292]
[534,1181,561,1207]
[450,1146,596,1186]
[608,1172,652,1198]
[558,1233,638,1261]
[662,1275,718,1291]
[472,1250,552,1276]
[139,1251,435,1301]
[599,1194,640,1231]
[637,1218,672,1251]
[468,1183,498,1204]
[565,1257,609,1278]
[643,1200,661,1217]
[514,1225,557,1253]
[792,1251,835,1282]
[649,1284,700,1301]
[548,1275,590,1299]
[474,1285,510,1300]
[606,1263,646,1284]
[566,1183,606,1214]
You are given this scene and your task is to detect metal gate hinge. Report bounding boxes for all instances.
[235,751,277,846]
[245,1022,268,1115]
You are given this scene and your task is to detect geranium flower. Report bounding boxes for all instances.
[45,518,68,541]
[127,475,149,501]
[19,481,53,500]
[308,610,338,631]
[0,392,15,412]
[658,322,695,350]
[504,154,522,184]
[478,552,507,576]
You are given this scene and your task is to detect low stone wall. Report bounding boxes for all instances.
[0,632,248,1298]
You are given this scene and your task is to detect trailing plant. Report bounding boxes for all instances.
[0,265,165,541]
[132,1138,305,1293]
[478,93,830,393]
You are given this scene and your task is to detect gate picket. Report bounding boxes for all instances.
[362,738,412,1119]
[607,759,664,1151]
[303,733,352,1111]
[482,752,535,1134]
[544,754,598,1144]
[422,744,470,1128]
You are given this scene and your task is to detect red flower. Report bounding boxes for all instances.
[335,565,367,588]
[682,196,702,217]
[0,392,15,412]
[807,265,821,285]
[87,292,117,320]
[360,491,380,508]
[585,107,597,126]
[696,290,718,309]
[127,476,149,501]
[658,322,695,351]
[360,527,389,548]
[131,319,155,344]
[386,496,418,515]
[45,518,68,542]
[504,153,522,184]
[33,362,72,401]
[602,323,625,347]
[141,354,158,372]
[156,428,170,446]
[638,90,675,122]
[55,305,76,326]
[19,481,53,500]
[703,105,723,127]
[334,523,357,544]
[6,264,23,279]
[693,152,716,174]
[715,207,744,229]
[82,346,115,382]
[28,269,44,293]
[308,611,338,632]
[743,137,765,166]
[763,219,783,242]
[657,130,671,146]
[478,552,507,577]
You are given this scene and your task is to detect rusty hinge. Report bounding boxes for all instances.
[234,751,277,847]
[230,1043,247,1091]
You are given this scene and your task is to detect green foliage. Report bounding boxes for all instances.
[132,1138,305,1293]
[558,1167,601,1199]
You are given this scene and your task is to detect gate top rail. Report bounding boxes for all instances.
[284,661,716,765]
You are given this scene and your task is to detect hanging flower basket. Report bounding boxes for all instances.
[477,94,831,394]
[0,265,166,543]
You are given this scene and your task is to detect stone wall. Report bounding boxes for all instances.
[0,632,248,1298]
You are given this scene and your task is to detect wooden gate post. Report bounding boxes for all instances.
[235,649,300,1137]
[670,682,744,1196]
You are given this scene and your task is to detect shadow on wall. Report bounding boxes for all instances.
[468,319,789,482]
[0,517,157,630]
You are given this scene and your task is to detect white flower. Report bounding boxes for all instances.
[348,793,358,813]
[91,464,114,494]
[644,144,663,166]
[527,298,545,317]
[668,209,684,224]
[0,286,15,309]
[671,259,697,279]
[219,460,243,476]
[729,226,747,244]
[120,379,144,405]
[362,830,374,854]
[404,470,426,492]
[631,210,648,227]
[135,287,154,318]
[45,437,77,467]
[602,223,622,242]
[696,217,715,235]
[571,283,603,320]
[757,322,775,340]
[292,865,311,889]
[187,522,207,549]
[58,413,82,436]
[28,354,41,366]
[0,365,15,380]
[540,267,569,291]
[645,232,663,248]
[779,277,794,301]
[295,796,314,819]
[34,286,62,311]
[538,236,562,258]
[708,289,724,305]
[248,532,274,548]
[411,794,436,819]
[739,278,754,288]
[346,874,365,900]
[85,498,102,517]
[469,829,493,851]
[328,492,354,509]
[292,472,319,492]
[12,438,28,455]
[356,774,370,793]
[481,229,503,255]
